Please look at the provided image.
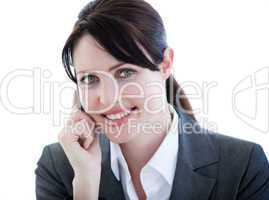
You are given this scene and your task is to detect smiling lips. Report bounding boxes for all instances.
[103,107,138,126]
[105,110,131,120]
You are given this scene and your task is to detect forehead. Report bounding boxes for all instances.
[72,33,120,72]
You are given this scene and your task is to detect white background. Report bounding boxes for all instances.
[0,0,268,199]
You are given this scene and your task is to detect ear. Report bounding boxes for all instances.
[159,47,174,81]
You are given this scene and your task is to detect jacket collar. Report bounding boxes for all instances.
[98,105,219,200]
[169,106,219,200]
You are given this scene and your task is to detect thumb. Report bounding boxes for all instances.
[86,132,101,155]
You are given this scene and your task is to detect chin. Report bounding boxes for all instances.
[105,131,136,144]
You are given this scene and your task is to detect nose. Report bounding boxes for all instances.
[98,78,119,107]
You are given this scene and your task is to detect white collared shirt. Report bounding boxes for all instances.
[110,103,179,200]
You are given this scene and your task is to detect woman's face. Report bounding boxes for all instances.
[72,33,173,144]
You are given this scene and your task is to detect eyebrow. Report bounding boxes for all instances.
[76,62,126,74]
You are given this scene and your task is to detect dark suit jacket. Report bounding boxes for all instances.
[35,106,269,200]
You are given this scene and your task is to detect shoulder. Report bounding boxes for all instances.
[187,122,268,171]
[38,142,67,165]
[42,142,67,161]
[208,130,267,162]
[36,142,74,195]
[178,110,267,163]
[210,131,257,153]
[204,131,269,198]
[206,130,269,184]
[39,142,73,175]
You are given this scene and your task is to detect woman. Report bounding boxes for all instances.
[35,0,269,199]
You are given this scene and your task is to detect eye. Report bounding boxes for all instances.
[116,68,137,79]
[79,74,99,85]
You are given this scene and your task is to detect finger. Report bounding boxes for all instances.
[58,127,80,149]
[76,115,95,133]
[75,120,98,147]
[71,90,98,124]
[84,123,99,150]
[83,134,94,149]
[72,119,92,137]
[68,111,95,130]
[86,132,101,154]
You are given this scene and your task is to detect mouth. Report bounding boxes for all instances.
[101,106,139,126]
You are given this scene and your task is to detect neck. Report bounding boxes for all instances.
[119,103,172,176]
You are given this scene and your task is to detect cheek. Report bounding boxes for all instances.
[142,84,166,114]
[119,82,145,106]
[79,89,98,112]
[120,80,166,114]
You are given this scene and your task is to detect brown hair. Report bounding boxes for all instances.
[62,0,196,120]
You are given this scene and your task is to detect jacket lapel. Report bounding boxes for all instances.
[98,133,125,199]
[169,106,219,200]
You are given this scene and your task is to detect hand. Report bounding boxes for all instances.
[58,90,102,199]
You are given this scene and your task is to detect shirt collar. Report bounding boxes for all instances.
[145,103,179,185]
[110,103,179,185]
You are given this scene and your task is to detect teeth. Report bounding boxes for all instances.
[105,110,131,120]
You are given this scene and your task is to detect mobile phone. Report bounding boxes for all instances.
[79,104,85,112]
[75,79,85,113]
